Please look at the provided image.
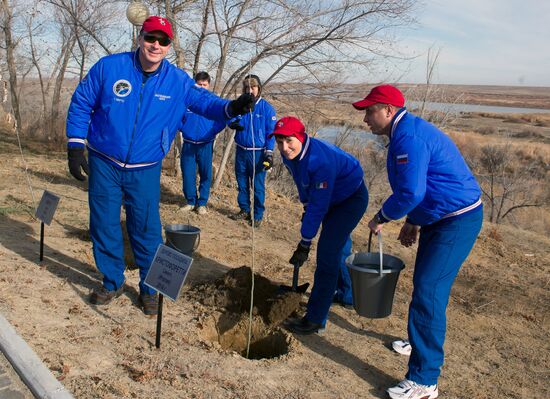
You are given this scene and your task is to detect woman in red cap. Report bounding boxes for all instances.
[270,116,369,334]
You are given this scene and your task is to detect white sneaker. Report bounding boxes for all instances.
[180,204,195,212]
[392,339,412,356]
[387,379,438,399]
[196,206,207,215]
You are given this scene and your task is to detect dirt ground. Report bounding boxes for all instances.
[0,129,549,399]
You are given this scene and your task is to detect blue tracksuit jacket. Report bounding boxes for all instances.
[180,110,227,144]
[233,97,276,151]
[66,50,230,167]
[283,136,364,243]
[381,108,481,225]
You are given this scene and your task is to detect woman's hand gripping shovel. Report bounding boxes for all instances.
[278,242,310,293]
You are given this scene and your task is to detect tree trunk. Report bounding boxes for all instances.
[1,0,22,129]
[51,37,76,141]
[161,0,183,176]
[192,0,211,76]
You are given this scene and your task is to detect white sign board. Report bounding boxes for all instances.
[35,190,60,225]
[144,244,193,301]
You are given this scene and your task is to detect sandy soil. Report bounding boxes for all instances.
[0,132,549,399]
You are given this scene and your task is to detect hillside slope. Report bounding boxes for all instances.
[0,133,548,399]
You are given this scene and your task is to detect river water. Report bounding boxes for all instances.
[407,101,550,114]
[316,101,549,144]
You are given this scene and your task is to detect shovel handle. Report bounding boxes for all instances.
[292,262,300,291]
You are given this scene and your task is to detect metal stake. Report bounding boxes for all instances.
[155,293,164,349]
[39,222,44,262]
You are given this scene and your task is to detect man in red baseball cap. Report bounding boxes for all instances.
[139,16,174,72]
[353,85,483,399]
[352,84,405,136]
[66,14,254,317]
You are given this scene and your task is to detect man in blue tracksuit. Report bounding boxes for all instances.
[353,85,483,399]
[65,16,253,315]
[179,71,227,215]
[229,75,277,227]
[270,116,369,334]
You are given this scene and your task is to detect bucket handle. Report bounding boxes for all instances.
[193,232,201,252]
[164,231,200,254]
[367,231,384,276]
[378,232,383,276]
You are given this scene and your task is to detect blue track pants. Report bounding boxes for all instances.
[335,237,353,305]
[406,206,483,385]
[235,147,266,221]
[88,154,162,295]
[306,183,369,325]
[181,141,213,207]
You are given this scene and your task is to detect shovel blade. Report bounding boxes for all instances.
[278,282,309,294]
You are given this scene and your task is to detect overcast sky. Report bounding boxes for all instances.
[392,0,550,87]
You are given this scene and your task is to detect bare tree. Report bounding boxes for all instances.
[25,4,48,121]
[198,0,417,189]
[404,46,462,129]
[476,144,545,224]
[0,0,22,129]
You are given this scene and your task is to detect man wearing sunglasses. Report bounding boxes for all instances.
[66,16,254,316]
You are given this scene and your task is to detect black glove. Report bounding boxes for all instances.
[228,93,255,116]
[68,147,89,181]
[289,242,310,267]
[229,121,244,131]
[263,153,273,171]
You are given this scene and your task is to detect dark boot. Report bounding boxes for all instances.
[284,316,325,335]
[90,286,124,305]
[231,210,250,221]
[249,219,262,228]
[139,293,159,315]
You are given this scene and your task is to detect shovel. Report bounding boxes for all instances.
[278,261,309,293]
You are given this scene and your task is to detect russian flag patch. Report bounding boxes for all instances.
[396,154,408,164]
[316,181,328,189]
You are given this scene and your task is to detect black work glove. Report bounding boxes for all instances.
[228,93,255,116]
[289,242,310,267]
[229,121,244,131]
[263,152,273,171]
[68,147,89,181]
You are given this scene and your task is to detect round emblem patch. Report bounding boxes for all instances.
[113,79,132,97]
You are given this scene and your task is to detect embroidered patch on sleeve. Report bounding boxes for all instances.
[316,181,328,189]
[396,154,409,164]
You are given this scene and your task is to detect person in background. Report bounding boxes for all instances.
[179,71,227,215]
[271,116,368,334]
[66,16,253,315]
[229,74,277,228]
[353,84,483,399]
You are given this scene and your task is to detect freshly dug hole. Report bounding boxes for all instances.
[192,266,304,359]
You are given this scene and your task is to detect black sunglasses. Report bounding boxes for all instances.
[143,33,171,47]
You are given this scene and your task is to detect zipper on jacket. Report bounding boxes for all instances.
[123,75,147,167]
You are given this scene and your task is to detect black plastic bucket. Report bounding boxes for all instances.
[164,224,201,255]
[345,233,404,318]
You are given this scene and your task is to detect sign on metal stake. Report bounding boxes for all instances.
[35,191,60,262]
[145,244,193,349]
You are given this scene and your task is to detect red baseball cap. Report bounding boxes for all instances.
[269,116,306,143]
[142,16,173,39]
[352,84,405,110]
